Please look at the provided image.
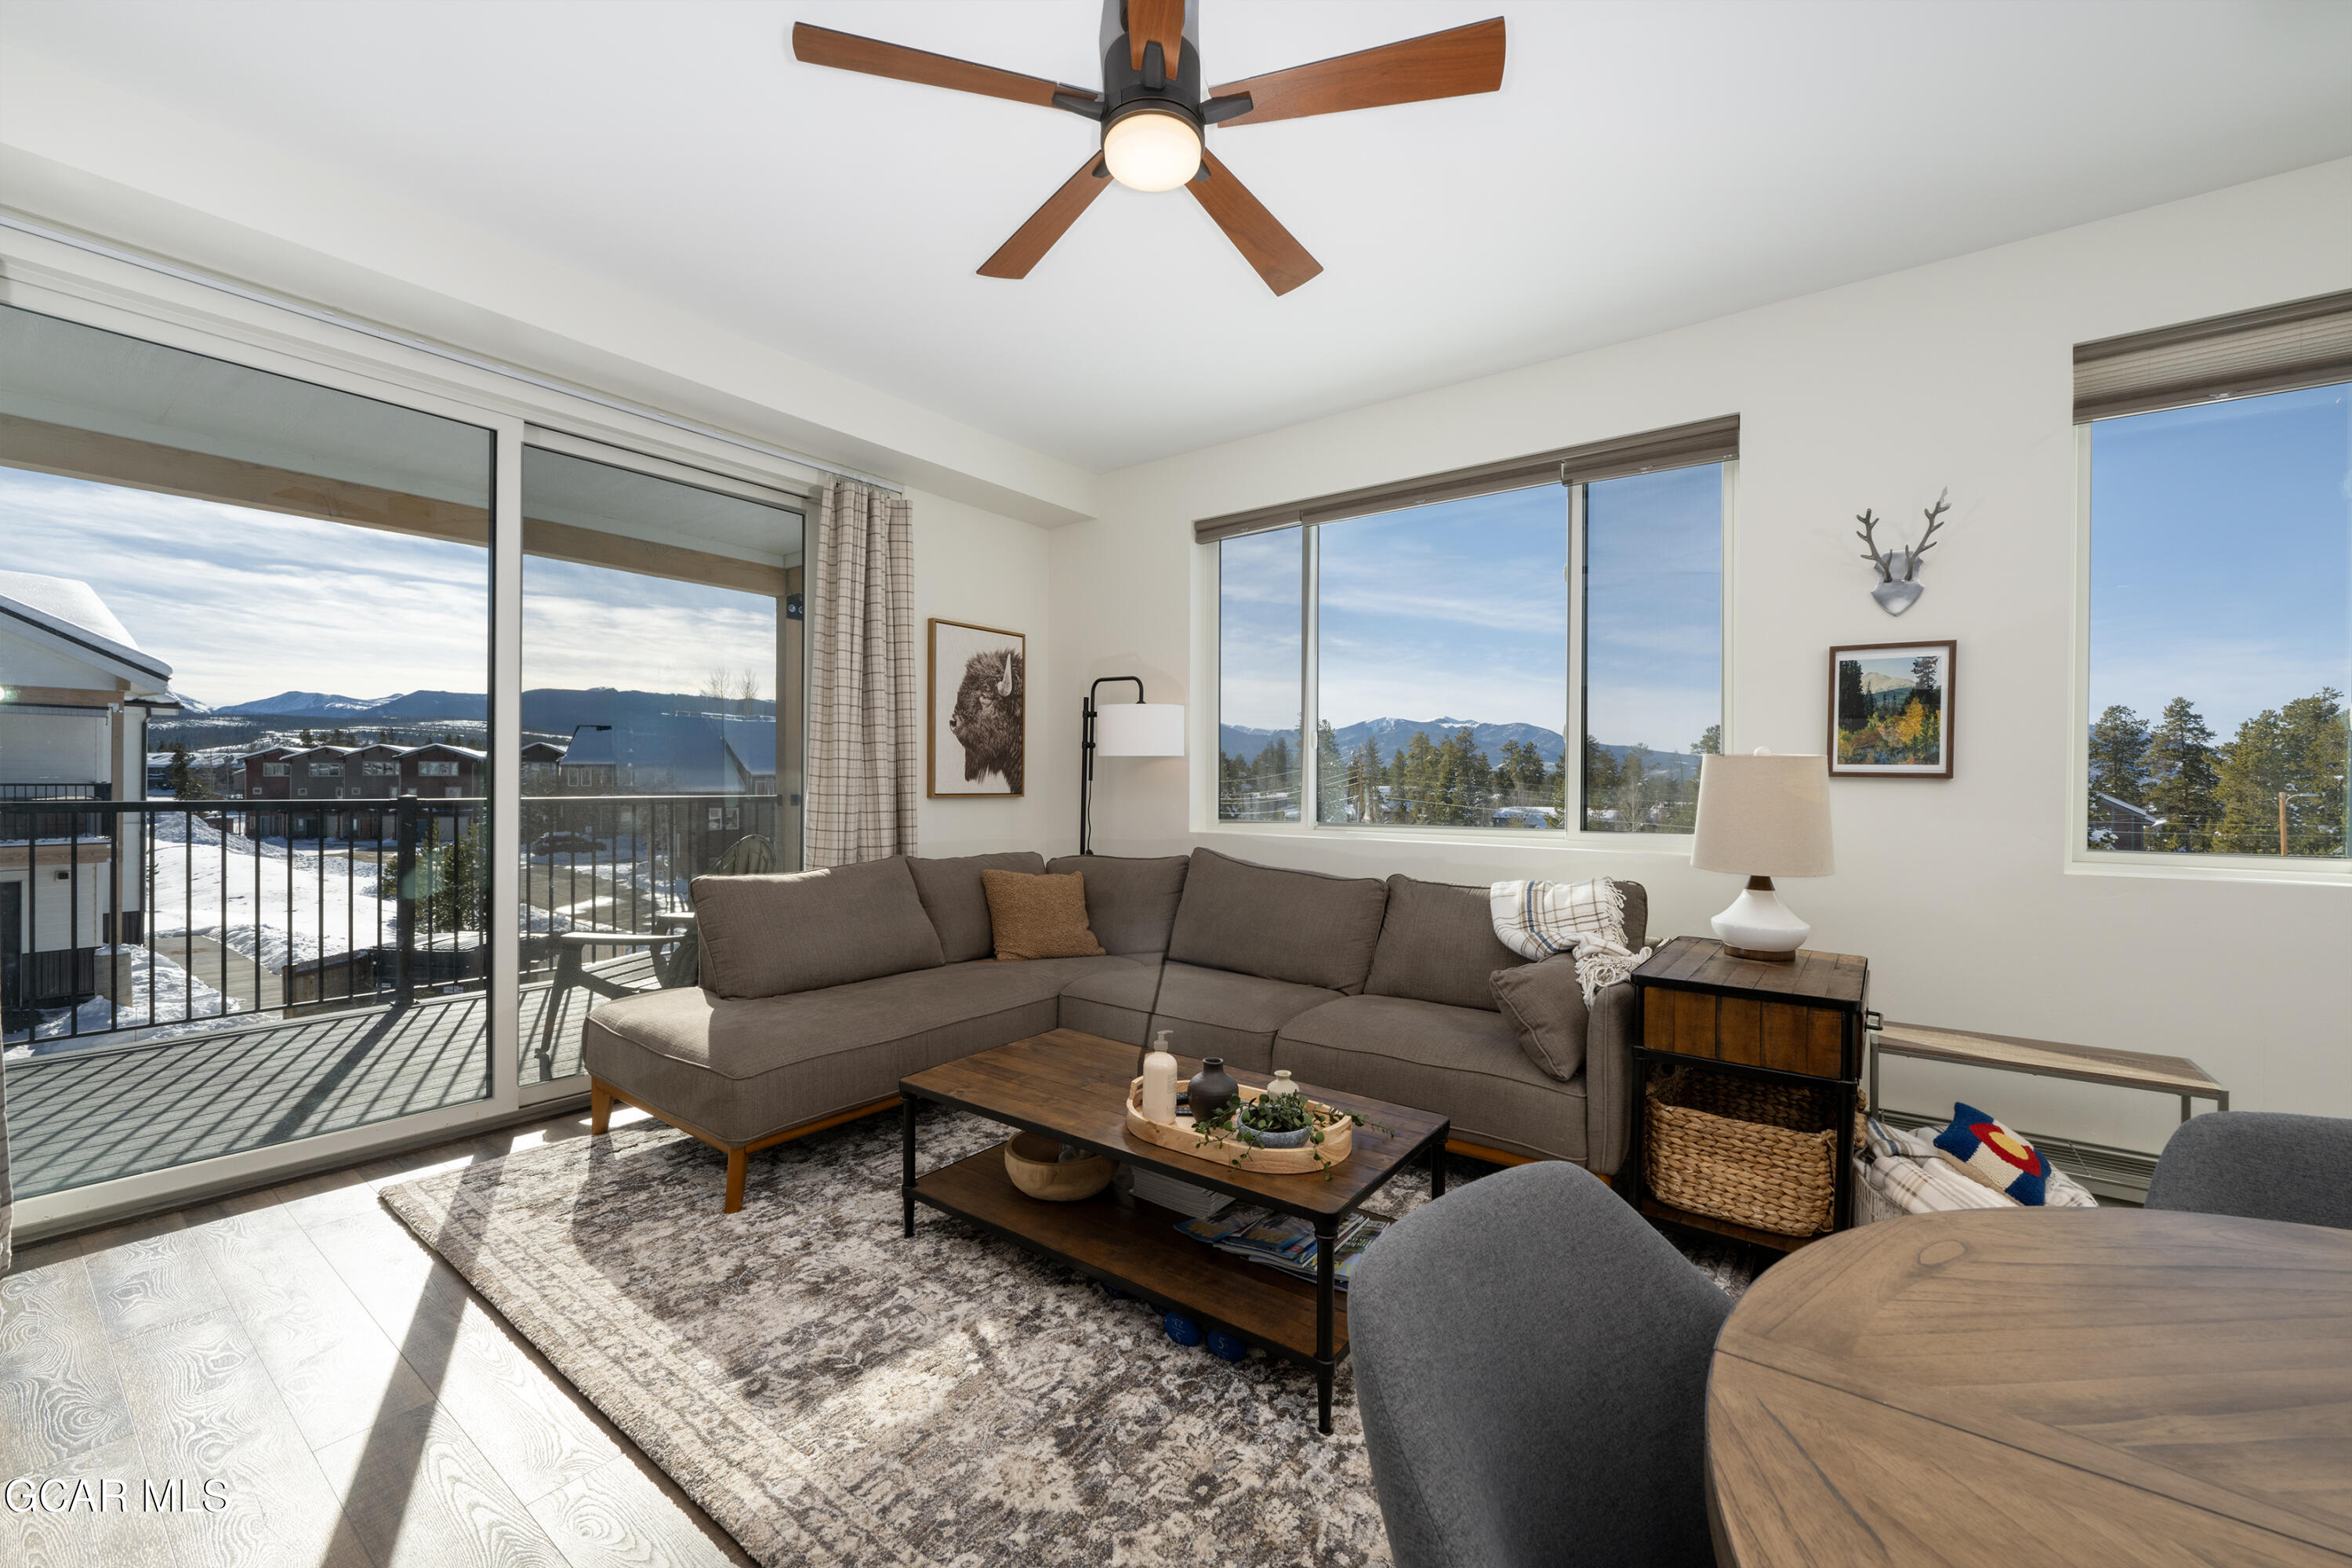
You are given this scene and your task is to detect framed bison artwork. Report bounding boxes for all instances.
[929,618,1025,796]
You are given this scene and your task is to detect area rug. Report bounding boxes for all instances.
[380,1105,1760,1568]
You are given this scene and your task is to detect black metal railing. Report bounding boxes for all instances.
[2,789,782,1047]
[516,792,780,978]
[1,793,484,1047]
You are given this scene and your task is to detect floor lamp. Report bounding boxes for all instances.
[1080,677,1185,855]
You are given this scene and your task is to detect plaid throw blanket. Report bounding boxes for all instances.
[1488,877,1652,1002]
[1857,1118,2098,1220]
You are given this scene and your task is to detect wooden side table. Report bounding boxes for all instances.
[1628,937,1868,1250]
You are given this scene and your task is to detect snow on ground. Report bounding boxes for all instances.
[5,946,248,1058]
[148,813,395,970]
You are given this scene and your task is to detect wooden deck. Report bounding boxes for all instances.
[7,953,652,1201]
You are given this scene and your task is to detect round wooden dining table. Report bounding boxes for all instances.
[1705,1207,2352,1567]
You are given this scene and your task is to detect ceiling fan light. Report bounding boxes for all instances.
[1102,107,1202,193]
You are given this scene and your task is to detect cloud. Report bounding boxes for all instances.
[3,470,773,705]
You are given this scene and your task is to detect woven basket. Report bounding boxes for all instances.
[1645,1068,1836,1237]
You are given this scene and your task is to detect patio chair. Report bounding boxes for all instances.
[531,833,775,1073]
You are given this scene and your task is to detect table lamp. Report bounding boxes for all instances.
[1690,749,1834,960]
[1080,677,1184,855]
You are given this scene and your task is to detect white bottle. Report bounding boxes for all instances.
[1265,1069,1301,1101]
[1142,1031,1181,1124]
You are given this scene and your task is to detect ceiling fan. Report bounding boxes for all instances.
[792,2,1506,296]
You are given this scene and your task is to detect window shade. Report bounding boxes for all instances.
[1193,414,1738,544]
[2074,290,2352,423]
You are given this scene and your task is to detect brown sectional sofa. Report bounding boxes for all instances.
[583,846,1646,1210]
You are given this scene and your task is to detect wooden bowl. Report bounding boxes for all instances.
[1003,1133,1115,1201]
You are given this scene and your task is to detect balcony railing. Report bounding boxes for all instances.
[517,792,781,977]
[2,793,482,1047]
[2,790,782,1049]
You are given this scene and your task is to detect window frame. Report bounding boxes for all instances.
[1202,457,1737,851]
[0,221,837,1237]
[2066,417,2351,884]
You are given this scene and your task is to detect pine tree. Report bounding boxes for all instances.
[1615,745,1654,831]
[1316,720,1347,824]
[2216,688,2347,856]
[1354,737,1385,823]
[1583,736,1620,829]
[299,728,316,747]
[1693,724,1722,757]
[1835,659,1869,741]
[2143,697,2219,851]
[2085,705,2151,826]
[2281,688,2348,857]
[2215,708,2291,854]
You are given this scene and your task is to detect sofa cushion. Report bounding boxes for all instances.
[1619,880,1650,953]
[1276,995,1588,1164]
[1165,848,1389,993]
[1045,853,1189,957]
[907,851,1047,962]
[691,858,947,1000]
[586,955,1138,1144]
[1364,875,1530,1011]
[1055,958,1338,1073]
[1488,958,1588,1080]
[982,869,1105,959]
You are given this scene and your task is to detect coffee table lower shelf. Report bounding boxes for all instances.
[911,1147,1349,1424]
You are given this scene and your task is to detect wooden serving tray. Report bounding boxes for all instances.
[1125,1079,1353,1175]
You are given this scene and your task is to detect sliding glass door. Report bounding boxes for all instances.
[0,301,495,1198]
[516,442,802,1085]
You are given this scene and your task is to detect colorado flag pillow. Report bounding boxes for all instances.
[1932,1103,2051,1206]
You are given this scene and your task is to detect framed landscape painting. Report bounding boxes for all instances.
[1829,640,1955,778]
[928,618,1025,797]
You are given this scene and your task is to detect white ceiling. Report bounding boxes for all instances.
[5,0,2350,474]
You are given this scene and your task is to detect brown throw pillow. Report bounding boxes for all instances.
[982,869,1106,960]
[1489,958,1589,1081]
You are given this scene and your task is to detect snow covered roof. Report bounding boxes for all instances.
[562,715,775,791]
[0,569,172,688]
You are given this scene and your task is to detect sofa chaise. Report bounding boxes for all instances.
[583,847,1646,1211]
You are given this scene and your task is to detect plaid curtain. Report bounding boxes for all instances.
[806,481,918,867]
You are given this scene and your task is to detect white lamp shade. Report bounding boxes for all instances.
[1094,702,1185,757]
[1691,752,1835,878]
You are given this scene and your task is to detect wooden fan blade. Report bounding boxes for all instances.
[978,156,1112,279]
[1128,0,1186,74]
[1185,151,1322,296]
[1209,17,1504,126]
[793,22,1091,110]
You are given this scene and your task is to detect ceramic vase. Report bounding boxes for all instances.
[1264,1069,1301,1100]
[1188,1057,1239,1123]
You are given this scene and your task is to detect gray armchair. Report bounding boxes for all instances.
[1349,1163,1732,1568]
[2144,1111,2352,1230]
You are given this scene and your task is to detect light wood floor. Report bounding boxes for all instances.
[1,1102,753,1568]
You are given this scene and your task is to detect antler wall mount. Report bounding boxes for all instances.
[791,2,1507,296]
[1856,489,1951,615]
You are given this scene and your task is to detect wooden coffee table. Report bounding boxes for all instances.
[898,1028,1450,1435]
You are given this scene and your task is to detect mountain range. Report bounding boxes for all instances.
[1218,718,1702,779]
[155,688,775,752]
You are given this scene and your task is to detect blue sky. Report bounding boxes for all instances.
[1219,466,1724,751]
[2089,382,2350,735]
[1319,485,1568,733]
[2,467,773,706]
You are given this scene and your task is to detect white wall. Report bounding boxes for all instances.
[909,488,1055,859]
[1047,158,2352,1151]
